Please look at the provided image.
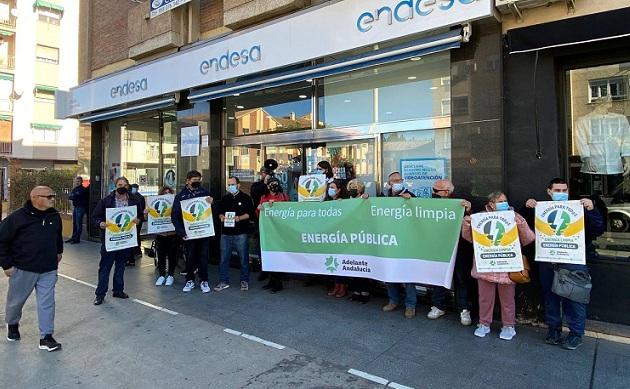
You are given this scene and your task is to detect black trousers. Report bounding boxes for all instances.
[156,234,180,277]
[184,238,210,282]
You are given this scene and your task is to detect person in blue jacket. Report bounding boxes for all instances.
[171,170,214,294]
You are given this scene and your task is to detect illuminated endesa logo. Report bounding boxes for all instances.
[356,0,477,33]
[110,78,148,99]
[199,45,262,75]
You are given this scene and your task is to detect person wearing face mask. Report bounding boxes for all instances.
[346,179,371,303]
[316,161,334,183]
[522,178,604,350]
[256,177,288,293]
[426,179,475,326]
[462,191,535,341]
[149,186,180,287]
[0,186,63,351]
[171,170,214,294]
[215,176,255,292]
[127,183,146,266]
[324,180,350,298]
[381,172,417,318]
[92,177,143,306]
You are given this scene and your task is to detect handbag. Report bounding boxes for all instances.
[551,266,592,304]
[509,255,531,284]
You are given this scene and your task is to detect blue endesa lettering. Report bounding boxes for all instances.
[110,78,148,99]
[199,45,262,75]
[357,0,477,33]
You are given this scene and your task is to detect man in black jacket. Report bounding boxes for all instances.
[66,176,89,244]
[92,177,143,305]
[171,170,214,294]
[0,186,63,351]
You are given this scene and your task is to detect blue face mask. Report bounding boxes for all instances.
[392,183,404,193]
[551,192,569,202]
[316,168,325,174]
[327,188,337,198]
[227,184,238,194]
[131,187,138,194]
[495,201,509,211]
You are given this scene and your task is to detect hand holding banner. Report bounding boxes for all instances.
[147,195,175,234]
[181,197,215,239]
[105,206,138,252]
[535,200,586,264]
[471,211,523,273]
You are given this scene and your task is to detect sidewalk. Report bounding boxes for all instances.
[2,241,630,388]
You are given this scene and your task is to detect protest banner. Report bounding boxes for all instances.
[146,195,175,234]
[105,206,138,252]
[535,200,586,265]
[260,198,464,287]
[180,197,215,239]
[297,174,327,202]
[471,211,523,272]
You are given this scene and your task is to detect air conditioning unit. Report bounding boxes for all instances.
[495,0,575,17]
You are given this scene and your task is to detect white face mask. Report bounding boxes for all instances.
[392,183,404,193]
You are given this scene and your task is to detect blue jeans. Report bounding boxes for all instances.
[539,262,588,336]
[386,283,417,309]
[96,246,130,297]
[219,234,249,284]
[71,206,86,241]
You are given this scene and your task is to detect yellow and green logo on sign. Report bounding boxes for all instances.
[148,199,172,218]
[473,220,518,247]
[183,201,212,222]
[106,212,135,233]
[536,210,583,237]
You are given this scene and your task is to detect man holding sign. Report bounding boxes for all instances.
[523,178,604,350]
[171,170,214,294]
[92,177,143,306]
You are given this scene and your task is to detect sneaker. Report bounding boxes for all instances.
[200,281,211,293]
[213,282,230,292]
[474,324,491,338]
[155,276,166,286]
[240,281,249,291]
[182,280,195,292]
[545,328,562,345]
[427,306,446,320]
[165,276,175,286]
[561,333,583,350]
[7,324,20,342]
[39,335,61,352]
[499,326,517,341]
[460,309,472,326]
[382,303,398,312]
[404,308,416,319]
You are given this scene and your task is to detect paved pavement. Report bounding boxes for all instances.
[1,241,630,389]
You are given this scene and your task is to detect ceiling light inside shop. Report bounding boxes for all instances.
[410,57,422,61]
[306,79,312,83]
[299,95,308,99]
[407,76,417,80]
[429,87,438,90]
[233,93,240,96]
[228,117,235,120]
[236,105,244,109]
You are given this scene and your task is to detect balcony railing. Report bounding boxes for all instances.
[0,16,16,28]
[0,56,15,71]
[0,141,11,154]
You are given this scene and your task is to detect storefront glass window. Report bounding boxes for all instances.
[121,117,161,195]
[318,51,450,130]
[567,62,630,259]
[382,129,451,198]
[265,145,303,202]
[225,82,312,137]
[176,102,211,189]
[225,145,262,194]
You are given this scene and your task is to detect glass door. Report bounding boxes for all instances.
[121,117,161,196]
[264,145,303,202]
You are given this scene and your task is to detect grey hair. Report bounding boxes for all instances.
[487,191,505,203]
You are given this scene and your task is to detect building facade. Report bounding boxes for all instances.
[62,0,630,326]
[0,0,80,194]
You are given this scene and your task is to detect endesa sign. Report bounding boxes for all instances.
[62,0,492,118]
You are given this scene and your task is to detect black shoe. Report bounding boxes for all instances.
[270,282,283,294]
[70,240,80,245]
[561,333,583,350]
[113,291,129,299]
[93,295,104,305]
[359,294,371,304]
[39,335,61,352]
[545,328,562,345]
[262,282,273,290]
[257,272,268,282]
[349,292,360,301]
[64,239,73,243]
[7,324,20,341]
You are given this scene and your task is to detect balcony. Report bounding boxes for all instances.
[0,15,16,29]
[0,140,10,154]
[0,56,14,71]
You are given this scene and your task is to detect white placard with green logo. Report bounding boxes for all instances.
[180,197,215,239]
[298,174,327,202]
[471,211,523,273]
[105,206,138,252]
[535,201,586,264]
[259,198,465,287]
[147,195,175,234]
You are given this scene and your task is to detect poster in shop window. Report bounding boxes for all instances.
[180,126,200,157]
[400,158,446,198]
[180,197,215,239]
[534,201,586,265]
[471,211,524,273]
[105,206,139,252]
[146,195,175,234]
[297,174,327,202]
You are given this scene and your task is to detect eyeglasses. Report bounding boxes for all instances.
[432,188,448,194]
[38,195,56,200]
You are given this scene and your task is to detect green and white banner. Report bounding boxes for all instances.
[260,198,465,287]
